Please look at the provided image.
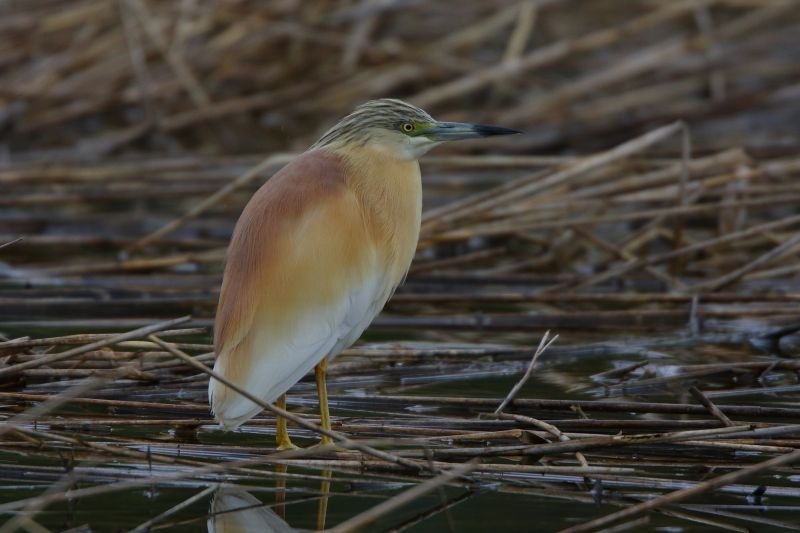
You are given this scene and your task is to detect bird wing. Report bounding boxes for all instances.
[209,149,391,429]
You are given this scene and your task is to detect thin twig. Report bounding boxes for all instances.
[327,461,478,533]
[0,237,23,251]
[495,329,558,414]
[0,316,191,380]
[127,485,216,533]
[126,154,292,251]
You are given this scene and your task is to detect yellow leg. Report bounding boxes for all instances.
[315,359,334,446]
[276,394,298,450]
[274,463,287,520]
[316,468,332,530]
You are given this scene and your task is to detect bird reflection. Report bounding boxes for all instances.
[316,469,332,531]
[208,468,332,533]
[208,485,298,533]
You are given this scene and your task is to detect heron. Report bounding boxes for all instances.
[210,98,519,449]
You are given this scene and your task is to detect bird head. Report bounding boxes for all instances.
[312,98,520,160]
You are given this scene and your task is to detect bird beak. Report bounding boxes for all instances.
[423,121,521,141]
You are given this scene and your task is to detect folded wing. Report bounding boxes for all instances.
[210,149,391,429]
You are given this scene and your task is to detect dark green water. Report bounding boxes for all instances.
[1,318,799,532]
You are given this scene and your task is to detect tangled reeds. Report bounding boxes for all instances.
[2,0,800,531]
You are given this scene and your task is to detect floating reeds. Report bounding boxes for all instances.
[2,0,800,531]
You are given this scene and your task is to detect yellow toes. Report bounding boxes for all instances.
[276,440,300,451]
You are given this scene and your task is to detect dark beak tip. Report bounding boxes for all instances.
[475,124,523,137]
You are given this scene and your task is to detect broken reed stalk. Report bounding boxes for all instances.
[489,330,591,469]
[560,448,800,533]
[0,316,191,380]
[495,329,557,414]
[127,485,217,533]
[411,0,709,108]
[571,212,800,291]
[492,412,591,468]
[422,121,684,233]
[688,386,734,427]
[0,237,23,251]
[691,231,800,292]
[328,461,478,533]
[0,451,301,514]
[0,328,207,349]
[406,425,753,459]
[0,460,96,533]
[126,154,292,251]
[363,395,800,419]
[0,376,108,438]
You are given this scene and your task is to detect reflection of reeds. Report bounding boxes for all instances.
[3,0,800,530]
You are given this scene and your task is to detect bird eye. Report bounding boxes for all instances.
[401,123,414,133]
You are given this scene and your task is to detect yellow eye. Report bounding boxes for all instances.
[401,123,414,133]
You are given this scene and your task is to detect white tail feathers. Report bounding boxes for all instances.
[208,326,335,431]
[209,272,391,432]
[208,355,278,431]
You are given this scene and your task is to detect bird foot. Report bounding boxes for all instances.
[276,441,300,451]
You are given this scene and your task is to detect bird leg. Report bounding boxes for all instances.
[275,394,298,450]
[316,468,332,530]
[315,359,334,446]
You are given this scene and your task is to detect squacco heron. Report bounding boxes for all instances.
[210,99,518,448]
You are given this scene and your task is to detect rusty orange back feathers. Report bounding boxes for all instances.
[213,148,348,358]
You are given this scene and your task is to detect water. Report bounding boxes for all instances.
[2,330,799,532]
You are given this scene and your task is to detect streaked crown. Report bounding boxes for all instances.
[312,99,434,149]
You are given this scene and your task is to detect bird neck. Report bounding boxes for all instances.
[332,144,421,211]
[329,144,422,271]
